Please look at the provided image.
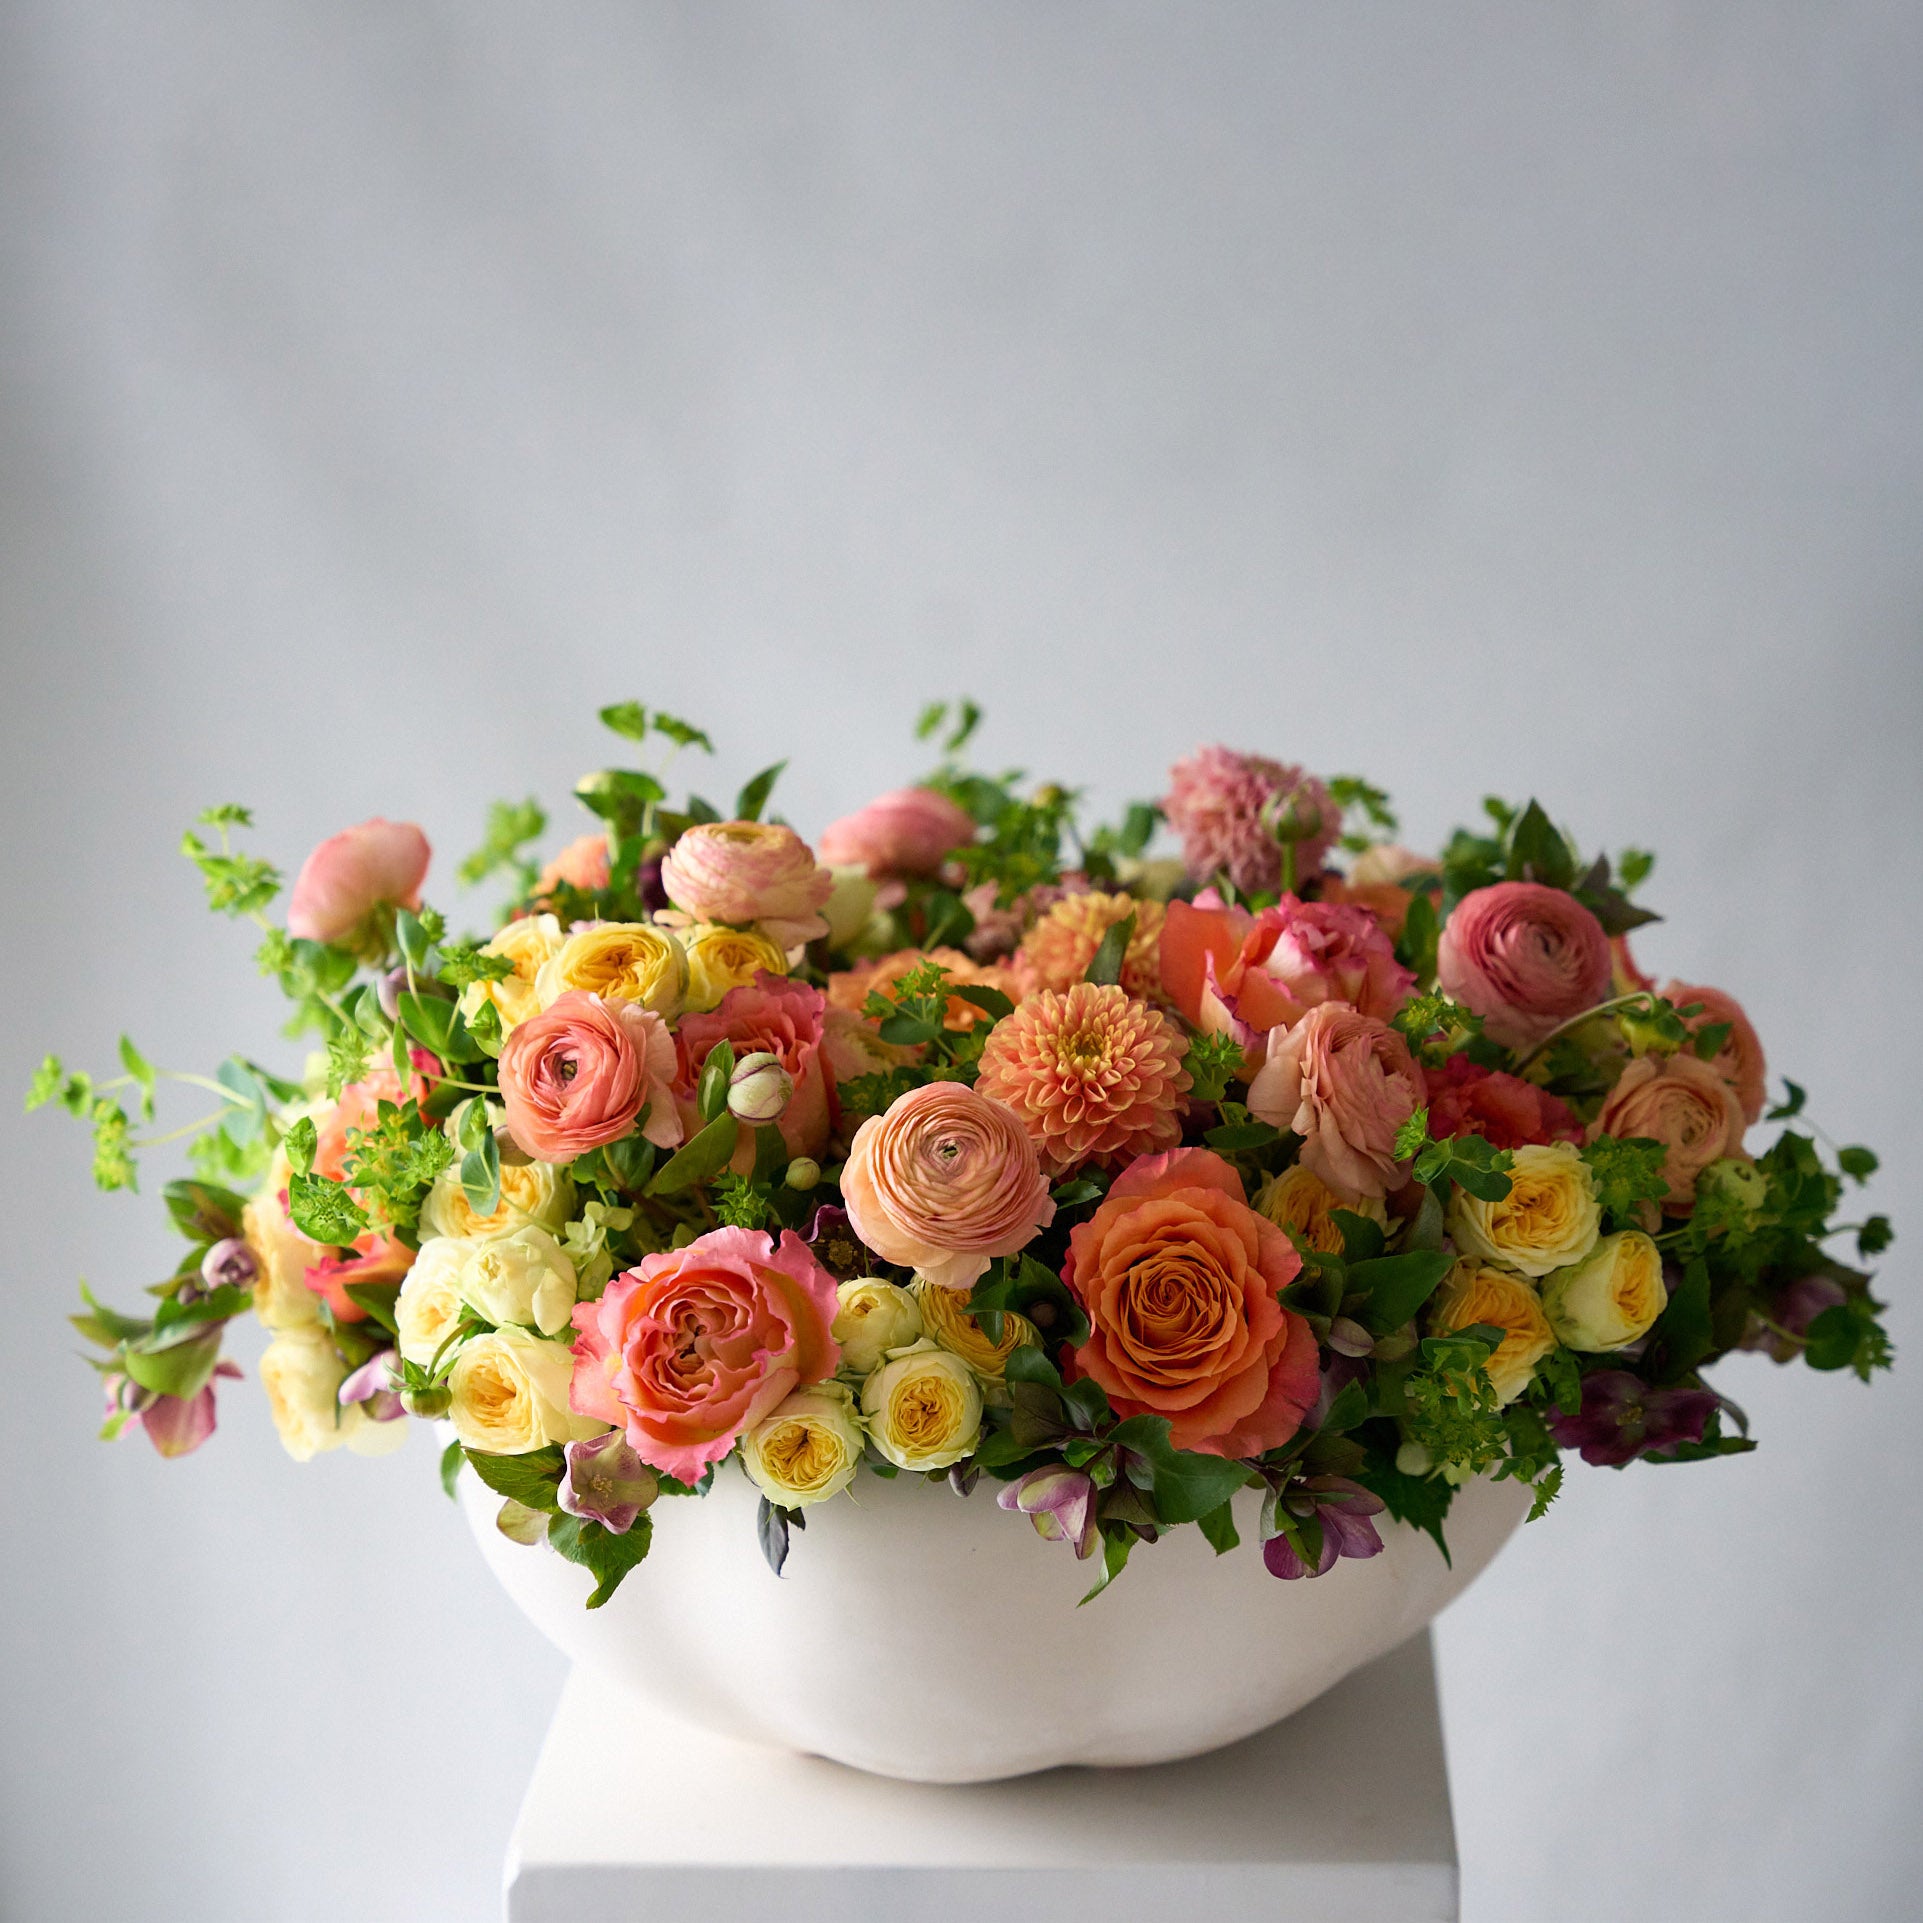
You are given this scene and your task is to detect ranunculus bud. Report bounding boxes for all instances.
[785,1157,822,1192]
[401,1384,453,1420]
[728,1050,795,1125]
[201,1236,259,1292]
[1541,1231,1668,1352]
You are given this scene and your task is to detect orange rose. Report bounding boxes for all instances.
[1062,1148,1318,1458]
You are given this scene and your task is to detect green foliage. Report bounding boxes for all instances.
[1354,1424,1457,1563]
[647,1113,740,1195]
[967,1254,1091,1348]
[1350,1249,1456,1335]
[712,1171,776,1230]
[1411,1129,1514,1203]
[1181,1031,1246,1106]
[1400,1329,1509,1476]
[1765,1079,1807,1121]
[345,1099,457,1232]
[458,798,548,891]
[180,810,282,918]
[1084,911,1136,988]
[734,761,786,821]
[1583,1134,1671,1227]
[915,698,982,754]
[548,1510,655,1608]
[434,944,516,990]
[1390,993,1483,1064]
[287,1169,370,1248]
[1804,1299,1894,1380]
[1327,775,1399,843]
[464,1445,565,1512]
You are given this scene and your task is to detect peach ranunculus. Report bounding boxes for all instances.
[497,991,681,1164]
[568,1226,840,1481]
[286,818,430,947]
[536,832,612,898]
[1016,890,1167,1003]
[1245,1002,1424,1201]
[840,1081,1055,1293]
[658,821,834,947]
[1321,845,1442,938]
[974,982,1191,1175]
[826,947,1023,1035]
[1436,882,1612,1051]
[1160,893,1413,1045]
[816,787,976,878]
[1593,1051,1747,1214]
[1062,1147,1318,1457]
[1663,980,1767,1127]
[674,973,832,1165]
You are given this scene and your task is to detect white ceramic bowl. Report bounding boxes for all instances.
[464,1460,1528,1783]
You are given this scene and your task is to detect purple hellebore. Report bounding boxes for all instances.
[200,1236,259,1292]
[126,1360,244,1459]
[1263,1477,1387,1581]
[560,1430,659,1535]
[337,1350,406,1423]
[1544,1369,1720,1467]
[997,1465,1100,1560]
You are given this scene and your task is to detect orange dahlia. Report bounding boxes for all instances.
[975,982,1191,1175]
[826,946,1023,1033]
[1015,890,1167,1002]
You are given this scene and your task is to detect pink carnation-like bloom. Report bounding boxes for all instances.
[658,821,834,947]
[1436,882,1612,1050]
[975,982,1192,1175]
[817,787,976,878]
[1246,1002,1424,1200]
[536,833,612,897]
[1593,1051,1747,1214]
[1162,747,1337,898]
[841,1081,1055,1292]
[286,819,430,946]
[1424,1053,1583,1150]
[570,1226,840,1481]
[674,972,832,1166]
[497,990,681,1164]
[1663,980,1767,1126]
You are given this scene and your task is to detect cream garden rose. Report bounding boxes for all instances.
[1448,1141,1601,1278]
[741,1381,865,1507]
[860,1340,983,1471]
[533,920,688,1019]
[454,1226,578,1336]
[680,922,790,1012]
[456,912,565,1034]
[1428,1260,1556,1403]
[420,1158,573,1242]
[831,1277,923,1376]
[449,1328,603,1454]
[242,1146,324,1330]
[394,1237,469,1366]
[1542,1231,1669,1352]
[259,1327,405,1461]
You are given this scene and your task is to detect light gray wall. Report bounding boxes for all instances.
[2,6,1918,1920]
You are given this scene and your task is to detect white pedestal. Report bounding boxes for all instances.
[503,1629,1459,1922]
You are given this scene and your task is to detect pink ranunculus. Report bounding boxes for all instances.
[658,821,834,947]
[536,833,612,897]
[1162,746,1337,897]
[1436,882,1612,1050]
[569,1226,840,1481]
[1245,1002,1425,1200]
[286,819,431,946]
[1593,1051,1747,1214]
[1424,1053,1583,1150]
[840,1081,1056,1292]
[497,991,681,1164]
[674,972,832,1167]
[817,787,976,879]
[1663,980,1767,1127]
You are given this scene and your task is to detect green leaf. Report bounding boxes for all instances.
[1196,1500,1241,1556]
[24,1054,64,1112]
[1395,890,1439,979]
[1765,1079,1807,1122]
[461,1129,502,1218]
[1351,1250,1457,1335]
[646,1113,740,1195]
[547,1510,655,1607]
[1645,1257,1713,1381]
[1084,911,1136,988]
[1582,1135,1670,1225]
[463,1445,566,1512]
[396,991,457,1057]
[1392,1106,1431,1164]
[598,701,651,741]
[1203,1119,1282,1154]
[343,1281,402,1335]
[458,797,548,889]
[1505,799,1576,890]
[1108,1414,1252,1524]
[734,761,787,822]
[1355,1435,1456,1564]
[650,712,714,753]
[915,700,949,741]
[162,1179,248,1244]
[1003,1343,1065,1394]
[440,1439,465,1499]
[950,982,1016,1023]
[151,1282,253,1339]
[696,1041,737,1124]
[118,1035,157,1121]
[1526,1462,1564,1521]
[122,1324,224,1401]
[73,1282,153,1347]
[287,1170,370,1248]
[1837,1145,1879,1184]
[1079,1526,1136,1605]
[1857,1215,1894,1258]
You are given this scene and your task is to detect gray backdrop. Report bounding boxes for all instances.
[3,5,1919,1920]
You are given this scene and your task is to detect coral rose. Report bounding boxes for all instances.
[1663,980,1767,1126]
[1162,746,1337,897]
[1593,1051,1747,1213]
[840,1081,1055,1293]
[1245,1002,1424,1201]
[1016,890,1167,1003]
[1424,1053,1582,1150]
[658,821,833,946]
[1436,882,1612,1050]
[675,973,831,1166]
[817,787,976,878]
[497,991,681,1164]
[568,1226,840,1481]
[286,818,431,948]
[1062,1148,1318,1457]
[974,981,1191,1174]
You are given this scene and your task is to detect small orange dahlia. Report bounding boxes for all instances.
[1015,890,1167,1002]
[825,946,1023,1033]
[975,982,1192,1175]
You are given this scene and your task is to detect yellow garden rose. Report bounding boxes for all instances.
[742,1381,865,1507]
[258,1327,405,1461]
[1254,1163,1388,1256]
[454,1225,578,1336]
[457,913,565,1034]
[1428,1259,1556,1404]
[533,920,689,1019]
[394,1237,468,1366]
[860,1340,983,1471]
[680,922,790,1012]
[831,1276,923,1376]
[242,1146,324,1331]
[1542,1231,1669,1352]
[448,1328,603,1455]
[1448,1141,1601,1278]
[419,1159,573,1242]
[911,1277,1036,1399]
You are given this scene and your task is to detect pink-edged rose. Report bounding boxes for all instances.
[1437,882,1612,1049]
[569,1226,840,1481]
[840,1081,1055,1292]
[1424,1053,1583,1150]
[1246,1002,1424,1200]
[286,818,431,946]
[674,972,831,1166]
[1593,1051,1747,1213]
[658,821,834,946]
[497,990,681,1164]
[817,787,976,878]
[1663,980,1767,1126]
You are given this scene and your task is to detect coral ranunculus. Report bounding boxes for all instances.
[974,982,1191,1175]
[1016,890,1167,1003]
[674,972,831,1165]
[1424,1053,1583,1150]
[1245,1003,1424,1201]
[840,1081,1055,1293]
[1162,746,1337,898]
[1436,882,1612,1050]
[497,991,681,1163]
[816,787,976,878]
[1593,1051,1747,1213]
[658,821,834,946]
[569,1226,841,1481]
[1062,1148,1318,1457]
[286,818,431,947]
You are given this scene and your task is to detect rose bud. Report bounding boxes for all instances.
[401,1383,453,1420]
[728,1050,796,1126]
[201,1236,259,1292]
[785,1156,822,1192]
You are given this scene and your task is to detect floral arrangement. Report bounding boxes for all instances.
[35,702,1894,1606]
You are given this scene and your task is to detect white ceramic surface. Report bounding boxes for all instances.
[465,1460,1530,1784]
